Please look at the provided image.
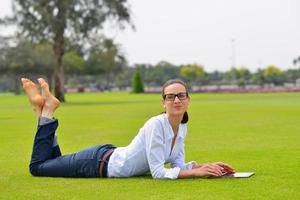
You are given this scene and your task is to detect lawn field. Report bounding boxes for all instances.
[0,92,299,199]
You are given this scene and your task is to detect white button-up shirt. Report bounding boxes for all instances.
[107,113,195,179]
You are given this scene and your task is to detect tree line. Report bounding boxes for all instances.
[1,39,299,94]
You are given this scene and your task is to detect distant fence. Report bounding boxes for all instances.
[145,85,300,93]
[33,84,300,94]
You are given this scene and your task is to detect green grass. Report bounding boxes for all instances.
[0,92,299,199]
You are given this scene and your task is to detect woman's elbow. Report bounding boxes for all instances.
[151,170,177,180]
[151,170,165,179]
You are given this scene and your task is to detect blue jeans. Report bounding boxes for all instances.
[29,119,116,178]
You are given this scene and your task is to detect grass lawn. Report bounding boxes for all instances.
[0,92,299,199]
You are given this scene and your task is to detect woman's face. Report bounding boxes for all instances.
[162,83,190,117]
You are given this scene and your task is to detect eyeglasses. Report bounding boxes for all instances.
[163,92,188,101]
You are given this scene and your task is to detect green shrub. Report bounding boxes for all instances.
[132,70,144,93]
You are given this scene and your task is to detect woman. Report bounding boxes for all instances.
[22,78,235,179]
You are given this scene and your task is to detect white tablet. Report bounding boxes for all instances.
[222,172,255,178]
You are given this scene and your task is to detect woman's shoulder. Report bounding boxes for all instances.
[150,113,166,124]
[143,113,166,129]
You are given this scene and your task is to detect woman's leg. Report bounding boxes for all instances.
[38,117,62,159]
[22,78,67,176]
[30,119,99,178]
[30,119,64,176]
[52,139,62,158]
[22,78,61,158]
[37,79,62,159]
[23,78,108,178]
[31,118,115,177]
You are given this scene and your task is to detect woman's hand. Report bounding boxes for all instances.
[213,162,235,175]
[178,162,235,178]
[193,163,225,177]
[192,162,235,177]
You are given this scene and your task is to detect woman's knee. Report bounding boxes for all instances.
[29,163,40,176]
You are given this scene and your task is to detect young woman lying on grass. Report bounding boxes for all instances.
[22,78,235,179]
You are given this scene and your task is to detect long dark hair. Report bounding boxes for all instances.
[161,79,189,124]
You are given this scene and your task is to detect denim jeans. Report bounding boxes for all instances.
[29,119,116,178]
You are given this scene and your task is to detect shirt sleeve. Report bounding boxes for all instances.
[170,143,196,170]
[144,121,181,179]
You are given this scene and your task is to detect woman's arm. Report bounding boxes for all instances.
[144,122,181,179]
[170,143,196,170]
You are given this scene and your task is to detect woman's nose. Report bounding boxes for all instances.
[174,96,181,102]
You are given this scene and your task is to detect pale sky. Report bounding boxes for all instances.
[1,0,300,72]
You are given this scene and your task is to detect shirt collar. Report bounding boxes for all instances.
[163,113,186,140]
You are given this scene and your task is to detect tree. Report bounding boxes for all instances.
[236,68,251,87]
[284,69,300,83]
[224,68,237,83]
[132,70,144,93]
[63,51,84,75]
[180,63,205,86]
[263,65,285,85]
[0,41,36,94]
[85,39,127,90]
[207,70,224,84]
[224,67,251,87]
[143,61,180,86]
[32,42,56,88]
[3,0,132,101]
[293,56,300,68]
[251,68,265,86]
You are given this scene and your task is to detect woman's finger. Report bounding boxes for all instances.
[215,162,235,172]
[199,165,222,176]
[207,169,221,177]
[207,165,223,176]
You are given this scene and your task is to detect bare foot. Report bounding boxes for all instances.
[21,78,45,116]
[38,78,60,119]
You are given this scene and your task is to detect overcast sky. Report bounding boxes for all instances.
[1,0,300,72]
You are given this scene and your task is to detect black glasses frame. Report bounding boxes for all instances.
[163,92,189,101]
